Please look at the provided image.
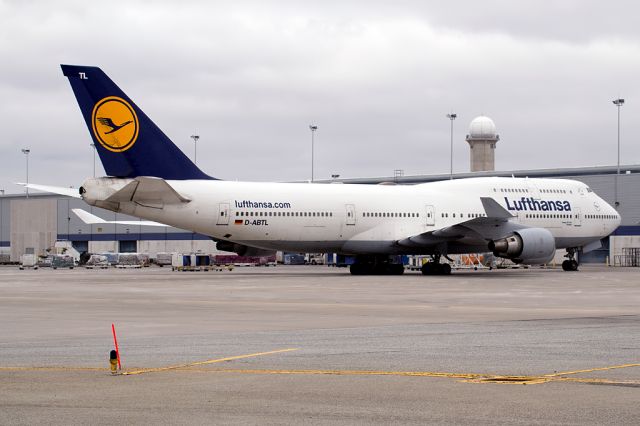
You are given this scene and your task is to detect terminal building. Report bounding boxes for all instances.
[1,116,638,264]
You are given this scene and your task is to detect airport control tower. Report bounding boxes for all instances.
[466,116,499,172]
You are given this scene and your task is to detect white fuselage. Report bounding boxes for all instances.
[87,176,620,255]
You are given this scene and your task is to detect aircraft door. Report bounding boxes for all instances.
[425,205,435,226]
[573,207,582,227]
[217,202,230,225]
[345,204,356,226]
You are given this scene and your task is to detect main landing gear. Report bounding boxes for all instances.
[349,256,405,275]
[562,248,579,271]
[421,254,452,275]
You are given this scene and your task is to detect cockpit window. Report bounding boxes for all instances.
[586,187,593,193]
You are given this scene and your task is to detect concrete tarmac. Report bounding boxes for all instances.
[1,265,639,424]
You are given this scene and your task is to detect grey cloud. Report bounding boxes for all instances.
[1,0,639,193]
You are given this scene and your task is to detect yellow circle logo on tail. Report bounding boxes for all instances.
[91,96,139,152]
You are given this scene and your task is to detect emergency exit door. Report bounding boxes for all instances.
[345,204,356,225]
[425,205,435,226]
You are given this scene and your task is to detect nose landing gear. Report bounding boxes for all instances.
[562,248,579,271]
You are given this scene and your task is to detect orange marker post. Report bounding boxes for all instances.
[111,323,121,370]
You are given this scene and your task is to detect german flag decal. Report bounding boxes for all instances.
[234,219,243,225]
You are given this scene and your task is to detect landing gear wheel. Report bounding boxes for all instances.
[350,264,366,275]
[421,262,434,275]
[561,259,579,271]
[390,264,405,275]
[421,262,451,275]
[569,259,578,271]
[440,263,452,275]
[562,249,579,271]
[350,258,405,275]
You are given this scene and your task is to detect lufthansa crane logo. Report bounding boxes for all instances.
[91,96,139,152]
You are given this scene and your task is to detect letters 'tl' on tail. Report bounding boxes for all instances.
[61,65,214,180]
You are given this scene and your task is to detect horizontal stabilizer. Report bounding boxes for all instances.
[133,177,191,204]
[72,209,168,227]
[15,183,81,199]
[104,177,190,205]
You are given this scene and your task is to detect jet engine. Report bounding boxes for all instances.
[488,228,556,265]
[215,240,275,257]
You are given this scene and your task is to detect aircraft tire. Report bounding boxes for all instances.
[350,264,366,275]
[421,263,433,275]
[440,263,452,275]
[562,259,579,271]
[391,264,404,275]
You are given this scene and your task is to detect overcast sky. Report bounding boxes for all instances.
[1,0,639,193]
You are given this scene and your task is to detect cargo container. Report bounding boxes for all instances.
[51,255,76,269]
[19,254,38,270]
[156,252,172,267]
[172,253,221,271]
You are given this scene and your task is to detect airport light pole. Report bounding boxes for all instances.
[90,143,96,177]
[190,134,199,165]
[612,99,624,208]
[446,113,457,180]
[309,125,318,182]
[21,148,30,198]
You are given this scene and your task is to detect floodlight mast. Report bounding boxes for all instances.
[446,113,457,180]
[21,148,30,198]
[612,98,624,208]
[190,134,200,165]
[309,125,318,182]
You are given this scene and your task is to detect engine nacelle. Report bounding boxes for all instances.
[488,228,556,265]
[215,240,275,257]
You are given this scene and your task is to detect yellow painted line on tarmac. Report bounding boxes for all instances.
[543,362,640,377]
[0,366,106,372]
[178,366,640,386]
[180,368,484,380]
[179,368,544,384]
[3,354,638,387]
[121,348,299,376]
[552,377,640,386]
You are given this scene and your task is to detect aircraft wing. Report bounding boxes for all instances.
[396,197,524,249]
[72,208,168,227]
[15,182,81,198]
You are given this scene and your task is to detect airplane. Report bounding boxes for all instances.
[24,65,621,275]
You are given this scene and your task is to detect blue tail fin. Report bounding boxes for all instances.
[61,65,214,180]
